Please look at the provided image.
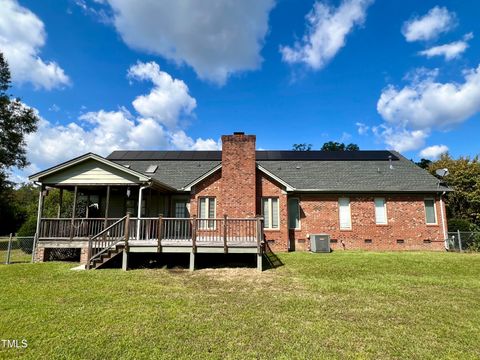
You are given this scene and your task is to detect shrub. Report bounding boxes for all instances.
[448,218,474,232]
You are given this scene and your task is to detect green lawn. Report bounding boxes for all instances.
[0,252,479,359]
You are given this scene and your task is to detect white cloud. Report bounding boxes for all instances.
[402,6,456,42]
[128,61,196,129]
[22,61,217,175]
[356,122,369,135]
[0,0,70,89]
[170,131,220,151]
[103,0,275,85]
[419,33,473,60]
[373,126,428,152]
[419,145,449,159]
[377,65,480,130]
[280,0,373,70]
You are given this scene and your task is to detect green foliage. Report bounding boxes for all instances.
[429,154,480,225]
[415,158,432,169]
[292,143,312,151]
[321,141,360,151]
[16,216,37,237]
[447,218,475,232]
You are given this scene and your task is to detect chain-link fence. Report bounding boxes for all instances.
[447,231,480,252]
[0,235,35,264]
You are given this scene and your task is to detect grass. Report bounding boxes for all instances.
[0,251,479,359]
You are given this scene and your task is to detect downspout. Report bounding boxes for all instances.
[440,191,447,250]
[136,185,149,240]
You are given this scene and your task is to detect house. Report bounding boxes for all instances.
[29,132,450,270]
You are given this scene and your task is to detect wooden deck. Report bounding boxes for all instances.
[37,216,265,270]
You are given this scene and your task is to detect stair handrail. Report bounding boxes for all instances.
[90,215,127,241]
[87,215,128,268]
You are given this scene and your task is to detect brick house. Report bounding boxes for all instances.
[29,132,450,270]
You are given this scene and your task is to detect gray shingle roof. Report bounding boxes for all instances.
[112,160,221,190]
[108,151,448,193]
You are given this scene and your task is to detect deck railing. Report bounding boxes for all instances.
[39,216,264,248]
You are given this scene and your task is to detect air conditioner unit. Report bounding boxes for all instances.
[310,234,331,253]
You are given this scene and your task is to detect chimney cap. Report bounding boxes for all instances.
[233,131,245,135]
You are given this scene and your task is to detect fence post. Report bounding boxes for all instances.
[457,230,463,252]
[31,233,38,263]
[223,214,228,254]
[6,233,12,265]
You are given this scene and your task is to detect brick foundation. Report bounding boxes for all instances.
[80,247,89,264]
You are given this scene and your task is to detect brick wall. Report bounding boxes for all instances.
[290,194,445,251]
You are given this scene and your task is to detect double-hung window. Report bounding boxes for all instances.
[199,197,216,229]
[338,197,352,230]
[374,197,387,225]
[262,197,279,229]
[424,198,437,225]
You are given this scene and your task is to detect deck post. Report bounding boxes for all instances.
[86,235,92,270]
[189,251,195,271]
[70,186,78,240]
[223,214,228,254]
[256,216,264,271]
[123,213,130,271]
[104,185,110,229]
[191,215,197,253]
[157,214,163,253]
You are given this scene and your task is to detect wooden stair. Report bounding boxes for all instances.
[89,245,124,270]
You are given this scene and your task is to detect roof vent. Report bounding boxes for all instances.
[146,165,158,173]
[123,164,130,168]
[233,132,245,135]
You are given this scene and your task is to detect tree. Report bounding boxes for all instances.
[415,158,432,169]
[429,154,480,226]
[0,53,39,234]
[292,143,312,151]
[321,141,360,151]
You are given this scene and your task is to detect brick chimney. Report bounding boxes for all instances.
[221,132,256,217]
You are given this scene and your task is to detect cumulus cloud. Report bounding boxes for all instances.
[128,61,197,129]
[0,0,70,89]
[402,6,456,42]
[23,62,217,174]
[280,0,373,70]
[377,65,480,130]
[102,0,275,85]
[372,126,428,152]
[419,33,473,60]
[419,145,449,159]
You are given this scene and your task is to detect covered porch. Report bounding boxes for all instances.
[29,153,264,270]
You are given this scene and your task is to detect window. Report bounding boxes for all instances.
[424,199,437,224]
[374,197,387,224]
[262,198,279,229]
[338,197,351,230]
[146,165,158,173]
[288,198,300,229]
[199,197,216,229]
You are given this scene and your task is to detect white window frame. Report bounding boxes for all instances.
[288,198,301,230]
[424,198,438,225]
[374,197,388,225]
[198,197,216,229]
[338,197,352,230]
[262,197,280,230]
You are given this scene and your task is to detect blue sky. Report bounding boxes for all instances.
[2,0,480,180]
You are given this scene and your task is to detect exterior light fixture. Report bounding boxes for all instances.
[126,187,131,198]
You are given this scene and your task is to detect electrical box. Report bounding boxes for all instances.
[310,234,331,253]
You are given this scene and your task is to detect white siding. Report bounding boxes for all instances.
[41,159,141,185]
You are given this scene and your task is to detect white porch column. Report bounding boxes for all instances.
[35,184,45,239]
[136,185,148,240]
